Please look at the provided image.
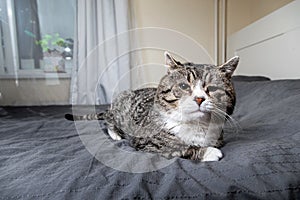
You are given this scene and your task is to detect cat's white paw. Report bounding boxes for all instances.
[112,134,122,141]
[108,129,121,141]
[202,147,223,162]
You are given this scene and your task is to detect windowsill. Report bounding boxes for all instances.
[0,70,71,79]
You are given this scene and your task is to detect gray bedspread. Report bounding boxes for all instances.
[0,78,299,199]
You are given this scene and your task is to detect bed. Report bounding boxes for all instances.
[0,76,299,199]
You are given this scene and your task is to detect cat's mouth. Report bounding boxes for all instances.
[191,107,211,113]
[186,109,211,122]
[189,108,211,116]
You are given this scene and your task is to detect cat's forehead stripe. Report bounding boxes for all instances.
[202,70,210,83]
[183,65,213,84]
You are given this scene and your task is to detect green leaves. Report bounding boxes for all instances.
[36,33,66,52]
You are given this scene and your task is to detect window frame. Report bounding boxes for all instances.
[0,0,73,79]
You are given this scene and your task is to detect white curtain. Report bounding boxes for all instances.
[71,0,132,105]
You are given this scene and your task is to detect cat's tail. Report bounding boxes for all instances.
[65,113,105,121]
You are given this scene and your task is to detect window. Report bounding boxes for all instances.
[0,0,75,77]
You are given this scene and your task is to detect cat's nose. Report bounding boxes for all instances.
[194,97,205,106]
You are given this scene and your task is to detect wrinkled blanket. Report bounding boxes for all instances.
[0,78,299,199]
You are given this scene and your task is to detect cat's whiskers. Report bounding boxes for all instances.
[210,104,241,132]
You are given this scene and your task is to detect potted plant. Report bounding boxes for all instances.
[36,33,73,72]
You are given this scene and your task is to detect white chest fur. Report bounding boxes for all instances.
[163,118,221,147]
[174,124,206,146]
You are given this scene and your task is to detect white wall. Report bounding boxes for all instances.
[227,0,300,79]
[132,0,216,62]
[227,0,293,35]
[131,0,295,84]
[130,0,216,87]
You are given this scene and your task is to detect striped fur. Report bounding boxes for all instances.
[65,52,239,161]
[65,113,104,121]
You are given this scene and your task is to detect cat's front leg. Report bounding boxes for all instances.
[184,146,223,161]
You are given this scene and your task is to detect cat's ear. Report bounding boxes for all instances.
[218,56,239,77]
[164,51,181,69]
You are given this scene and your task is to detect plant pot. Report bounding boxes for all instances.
[43,56,65,73]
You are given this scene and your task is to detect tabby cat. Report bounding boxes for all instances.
[66,52,239,161]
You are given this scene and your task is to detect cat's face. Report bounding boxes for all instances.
[155,52,239,122]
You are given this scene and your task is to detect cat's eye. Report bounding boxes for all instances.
[206,86,221,93]
[179,83,190,90]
